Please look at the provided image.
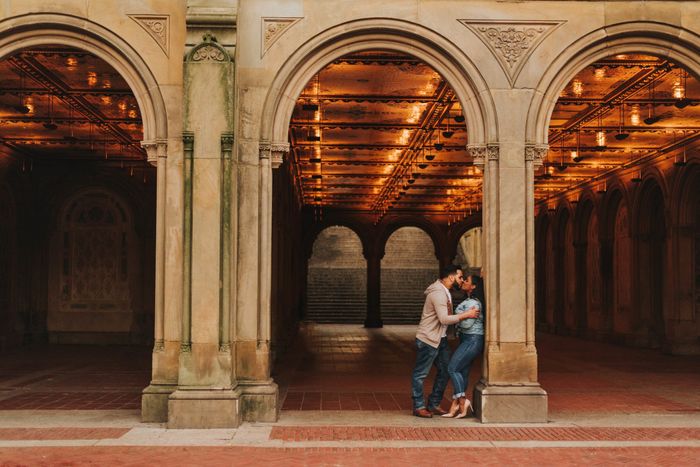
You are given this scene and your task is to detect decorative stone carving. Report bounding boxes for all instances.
[188,33,231,63]
[129,15,170,56]
[261,17,302,57]
[467,144,499,166]
[259,140,290,169]
[525,144,548,167]
[459,20,565,85]
[141,140,167,166]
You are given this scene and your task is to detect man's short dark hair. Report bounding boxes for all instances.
[440,264,461,279]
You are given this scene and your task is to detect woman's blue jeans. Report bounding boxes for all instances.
[447,333,484,399]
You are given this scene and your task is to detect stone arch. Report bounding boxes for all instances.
[526,21,700,146]
[450,218,484,276]
[305,226,367,323]
[376,218,445,264]
[304,221,370,261]
[0,13,168,146]
[634,177,668,348]
[261,17,497,148]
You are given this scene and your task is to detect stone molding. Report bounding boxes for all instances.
[525,144,549,168]
[261,17,302,57]
[259,141,289,169]
[187,33,232,62]
[467,144,499,166]
[459,20,565,86]
[129,14,169,56]
[141,139,167,166]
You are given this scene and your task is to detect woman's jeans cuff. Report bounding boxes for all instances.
[452,392,465,399]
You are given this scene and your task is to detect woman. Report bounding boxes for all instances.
[443,274,485,418]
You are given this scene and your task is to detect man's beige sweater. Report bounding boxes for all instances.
[416,280,462,348]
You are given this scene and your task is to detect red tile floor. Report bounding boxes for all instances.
[0,324,698,465]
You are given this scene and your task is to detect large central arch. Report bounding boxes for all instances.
[261,18,498,147]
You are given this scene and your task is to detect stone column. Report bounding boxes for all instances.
[233,141,287,423]
[167,34,240,428]
[364,246,384,328]
[141,139,181,422]
[470,143,548,423]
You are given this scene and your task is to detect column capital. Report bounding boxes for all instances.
[525,144,548,168]
[141,139,168,166]
[467,143,499,166]
[259,140,289,169]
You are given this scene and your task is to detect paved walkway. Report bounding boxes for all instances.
[0,324,698,465]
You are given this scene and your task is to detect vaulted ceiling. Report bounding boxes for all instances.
[290,51,699,216]
[0,47,145,166]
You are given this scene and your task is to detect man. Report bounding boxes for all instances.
[411,264,474,418]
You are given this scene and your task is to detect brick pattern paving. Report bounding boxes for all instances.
[276,325,700,415]
[271,426,700,442]
[0,447,698,466]
[0,428,129,440]
[0,391,141,410]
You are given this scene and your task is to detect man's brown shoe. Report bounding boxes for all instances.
[429,406,448,416]
[413,408,433,418]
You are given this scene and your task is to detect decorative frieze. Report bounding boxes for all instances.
[261,17,302,57]
[141,139,167,166]
[458,20,565,86]
[467,144,499,166]
[259,140,290,169]
[187,33,231,62]
[129,15,170,56]
[525,144,548,167]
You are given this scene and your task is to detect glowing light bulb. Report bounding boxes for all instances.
[596,130,606,147]
[630,104,641,126]
[673,81,685,99]
[570,150,578,161]
[572,79,583,97]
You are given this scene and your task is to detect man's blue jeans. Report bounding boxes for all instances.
[447,332,484,398]
[411,337,450,410]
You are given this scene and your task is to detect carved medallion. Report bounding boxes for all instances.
[129,15,170,56]
[459,20,565,86]
[261,17,302,58]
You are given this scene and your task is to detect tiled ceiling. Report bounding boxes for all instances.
[289,51,479,217]
[0,47,145,164]
[291,51,700,215]
[541,54,700,202]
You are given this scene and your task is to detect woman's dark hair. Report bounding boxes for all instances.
[468,274,486,315]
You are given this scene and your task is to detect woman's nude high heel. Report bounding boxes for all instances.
[455,397,473,419]
[441,398,460,418]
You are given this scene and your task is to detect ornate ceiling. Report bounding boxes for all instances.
[542,54,699,203]
[290,51,699,216]
[289,51,477,219]
[0,47,145,166]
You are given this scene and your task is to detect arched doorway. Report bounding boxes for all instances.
[380,226,438,324]
[305,226,367,323]
[0,19,167,417]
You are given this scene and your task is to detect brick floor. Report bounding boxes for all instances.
[0,427,129,440]
[275,324,700,415]
[0,447,698,466]
[270,426,700,442]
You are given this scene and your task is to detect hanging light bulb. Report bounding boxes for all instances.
[596,130,606,148]
[572,79,583,97]
[570,149,578,161]
[630,104,641,126]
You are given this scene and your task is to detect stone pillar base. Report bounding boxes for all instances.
[473,381,548,423]
[167,388,241,428]
[239,380,278,422]
[141,383,176,423]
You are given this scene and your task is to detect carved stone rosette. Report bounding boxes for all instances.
[259,140,290,169]
[525,144,548,168]
[187,32,232,63]
[261,17,302,57]
[467,144,499,166]
[141,139,167,166]
[129,14,170,56]
[459,20,565,85]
